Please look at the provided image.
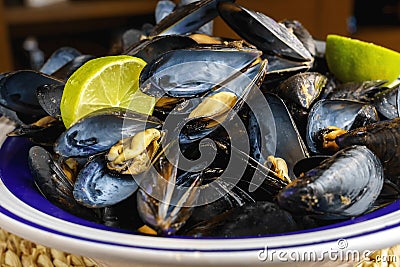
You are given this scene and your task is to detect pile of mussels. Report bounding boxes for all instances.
[1,0,400,237]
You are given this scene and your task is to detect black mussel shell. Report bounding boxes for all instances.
[150,0,234,36]
[40,47,81,76]
[139,45,261,98]
[277,146,384,219]
[51,55,95,81]
[218,2,312,61]
[125,35,197,63]
[0,70,64,117]
[181,201,300,237]
[73,155,139,208]
[36,83,64,119]
[28,146,98,221]
[54,107,162,158]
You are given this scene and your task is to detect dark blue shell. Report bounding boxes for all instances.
[40,47,81,76]
[54,108,161,158]
[277,145,384,219]
[150,0,234,36]
[306,99,379,154]
[0,70,64,117]
[28,146,97,220]
[218,2,312,61]
[139,46,262,98]
[73,155,139,208]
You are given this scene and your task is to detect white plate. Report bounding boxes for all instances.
[0,117,399,267]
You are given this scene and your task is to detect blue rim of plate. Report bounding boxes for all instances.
[1,136,400,253]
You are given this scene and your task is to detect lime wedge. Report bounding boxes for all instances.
[325,34,400,85]
[60,55,155,128]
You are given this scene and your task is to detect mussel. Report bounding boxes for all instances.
[182,201,300,237]
[28,146,98,220]
[150,0,233,36]
[125,35,197,63]
[7,115,65,146]
[73,155,139,208]
[262,93,308,179]
[218,2,313,62]
[373,85,400,120]
[139,45,262,98]
[277,145,384,219]
[106,128,163,175]
[335,118,400,179]
[54,108,162,158]
[306,99,379,154]
[136,145,202,235]
[39,47,82,76]
[0,70,64,124]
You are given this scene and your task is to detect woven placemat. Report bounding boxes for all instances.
[0,227,399,267]
[0,229,98,267]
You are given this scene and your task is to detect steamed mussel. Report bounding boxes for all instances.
[277,145,384,219]
[334,118,400,180]
[54,108,162,158]
[3,0,399,240]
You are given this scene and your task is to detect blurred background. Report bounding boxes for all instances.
[1,0,399,72]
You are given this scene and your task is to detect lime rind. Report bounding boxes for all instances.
[325,34,400,86]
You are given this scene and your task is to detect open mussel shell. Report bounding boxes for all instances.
[281,20,316,57]
[218,2,312,61]
[175,60,268,144]
[324,80,386,102]
[262,93,308,178]
[39,47,82,76]
[155,0,176,24]
[335,118,400,179]
[215,140,288,200]
[28,146,98,221]
[306,99,379,154]
[73,155,139,208]
[36,83,64,119]
[51,54,95,81]
[274,72,327,110]
[136,145,202,235]
[8,116,65,146]
[54,107,162,158]
[373,85,400,119]
[125,35,197,63]
[0,70,64,118]
[139,45,262,98]
[277,145,384,219]
[181,201,300,237]
[181,178,255,230]
[292,155,330,178]
[150,0,233,37]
